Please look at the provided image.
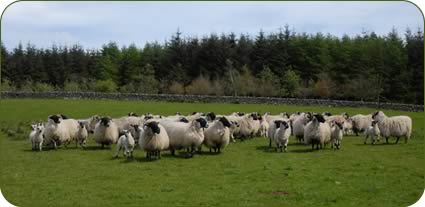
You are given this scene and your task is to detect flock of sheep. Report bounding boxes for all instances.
[28,110,413,159]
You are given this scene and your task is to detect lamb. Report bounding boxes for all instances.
[160,118,208,157]
[139,121,170,159]
[113,129,135,158]
[330,121,344,150]
[93,117,119,148]
[78,115,100,133]
[343,118,354,135]
[43,114,80,149]
[351,114,373,136]
[292,112,313,143]
[203,117,231,153]
[259,116,269,138]
[304,114,331,150]
[76,121,88,148]
[372,111,412,144]
[29,123,44,151]
[273,120,291,152]
[364,120,381,145]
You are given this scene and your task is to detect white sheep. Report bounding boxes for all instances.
[304,114,331,150]
[267,117,289,148]
[29,123,44,151]
[77,115,100,133]
[203,117,231,153]
[292,112,313,143]
[329,121,344,150]
[364,120,381,145]
[139,121,169,159]
[351,114,373,136]
[77,121,88,148]
[372,111,412,144]
[160,118,208,157]
[93,117,119,148]
[259,116,269,138]
[273,120,291,152]
[43,114,80,149]
[113,129,135,158]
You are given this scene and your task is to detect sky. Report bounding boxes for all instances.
[1,1,424,49]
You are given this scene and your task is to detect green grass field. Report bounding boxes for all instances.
[0,99,423,206]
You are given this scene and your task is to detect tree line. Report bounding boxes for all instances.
[1,26,423,104]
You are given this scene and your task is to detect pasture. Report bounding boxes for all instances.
[0,98,423,206]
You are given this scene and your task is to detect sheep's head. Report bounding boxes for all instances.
[371,120,378,126]
[144,115,154,121]
[281,112,289,119]
[206,112,216,121]
[179,117,189,123]
[31,124,37,130]
[100,117,112,127]
[48,114,62,124]
[322,112,332,116]
[274,120,288,129]
[78,121,85,129]
[237,112,245,116]
[175,112,181,115]
[144,122,160,134]
[250,113,259,120]
[341,112,349,120]
[334,121,343,130]
[59,114,68,119]
[313,114,326,123]
[372,111,385,122]
[196,118,208,128]
[219,117,231,128]
[128,112,138,117]
[231,121,240,128]
[36,123,44,133]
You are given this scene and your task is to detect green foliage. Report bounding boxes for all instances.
[0,79,15,92]
[32,82,55,92]
[63,81,82,92]
[95,79,117,92]
[281,69,300,97]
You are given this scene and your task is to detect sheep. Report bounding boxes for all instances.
[113,129,135,158]
[343,118,354,135]
[264,112,289,124]
[113,116,144,135]
[29,123,44,151]
[351,114,373,136]
[292,112,313,143]
[205,112,217,122]
[93,117,119,148]
[364,120,381,145]
[76,121,88,148]
[304,114,331,150]
[259,116,269,138]
[186,112,205,121]
[267,117,289,148]
[138,121,169,159]
[273,120,291,152]
[233,113,259,139]
[329,121,344,150]
[372,111,412,144]
[203,117,231,153]
[160,118,208,157]
[78,115,100,134]
[43,114,80,149]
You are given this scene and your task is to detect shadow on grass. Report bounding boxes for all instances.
[83,146,112,151]
[290,148,315,153]
[255,145,278,153]
[353,142,399,147]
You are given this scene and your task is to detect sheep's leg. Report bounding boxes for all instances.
[52,140,57,150]
[158,151,161,159]
[385,137,389,144]
[218,147,221,153]
[39,141,43,151]
[284,145,287,152]
[171,148,175,156]
[395,137,400,144]
[364,135,368,144]
[269,138,272,148]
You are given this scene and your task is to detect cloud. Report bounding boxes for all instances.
[1,1,423,49]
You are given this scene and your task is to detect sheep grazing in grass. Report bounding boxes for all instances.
[273,120,291,152]
[139,121,170,159]
[364,120,381,145]
[330,121,344,150]
[29,123,44,151]
[93,117,119,148]
[76,121,88,148]
[44,114,80,149]
[113,129,135,158]
[292,112,313,143]
[304,114,331,150]
[203,117,231,153]
[372,111,412,144]
[351,114,373,136]
[160,118,208,157]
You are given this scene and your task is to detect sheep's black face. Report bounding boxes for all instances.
[196,118,208,128]
[132,124,140,132]
[100,117,111,127]
[371,120,378,126]
[314,114,326,123]
[336,122,343,130]
[144,115,154,120]
[146,122,160,134]
[79,122,85,128]
[323,112,332,116]
[179,117,189,123]
[237,112,245,116]
[59,114,68,119]
[282,112,289,119]
[372,111,379,119]
[250,113,259,120]
[128,112,138,117]
[274,120,288,129]
[206,112,216,121]
[191,112,198,115]
[49,115,62,124]
[219,117,231,128]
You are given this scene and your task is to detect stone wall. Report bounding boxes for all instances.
[1,91,422,112]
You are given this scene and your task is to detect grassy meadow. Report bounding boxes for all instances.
[0,98,423,206]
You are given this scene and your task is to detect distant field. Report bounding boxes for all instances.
[0,99,423,206]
